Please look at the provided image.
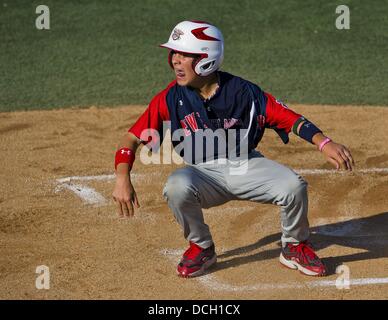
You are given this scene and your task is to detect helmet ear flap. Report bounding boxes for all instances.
[201,61,215,71]
[192,53,209,76]
[194,59,217,76]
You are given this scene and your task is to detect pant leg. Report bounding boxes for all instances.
[227,151,310,246]
[162,165,235,248]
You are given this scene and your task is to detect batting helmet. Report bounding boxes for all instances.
[160,20,224,77]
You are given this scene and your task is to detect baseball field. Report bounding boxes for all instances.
[1,1,388,300]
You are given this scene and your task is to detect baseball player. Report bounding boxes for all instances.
[112,21,354,277]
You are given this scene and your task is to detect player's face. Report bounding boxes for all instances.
[171,51,200,86]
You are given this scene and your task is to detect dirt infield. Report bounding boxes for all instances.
[1,104,387,299]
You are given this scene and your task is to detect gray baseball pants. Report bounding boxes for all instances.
[162,150,309,249]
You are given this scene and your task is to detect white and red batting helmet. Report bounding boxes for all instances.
[160,20,224,77]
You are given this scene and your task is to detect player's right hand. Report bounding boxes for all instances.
[112,174,140,218]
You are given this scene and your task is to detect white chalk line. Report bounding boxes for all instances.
[54,167,388,205]
[57,183,107,205]
[161,249,388,291]
[296,168,388,175]
[56,174,115,183]
[55,173,149,205]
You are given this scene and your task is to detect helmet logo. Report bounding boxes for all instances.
[172,28,184,40]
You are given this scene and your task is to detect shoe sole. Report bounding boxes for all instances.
[279,253,326,277]
[177,254,217,278]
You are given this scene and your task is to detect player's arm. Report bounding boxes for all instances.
[112,86,171,218]
[112,132,141,218]
[116,132,141,175]
[292,116,354,171]
[265,92,354,171]
[311,131,354,171]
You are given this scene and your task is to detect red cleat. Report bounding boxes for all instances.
[177,242,217,277]
[279,241,327,276]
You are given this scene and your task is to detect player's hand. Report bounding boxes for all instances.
[112,174,140,218]
[321,141,355,171]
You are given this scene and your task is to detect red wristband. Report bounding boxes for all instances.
[115,148,135,170]
[319,137,332,152]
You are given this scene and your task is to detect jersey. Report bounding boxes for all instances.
[129,71,302,164]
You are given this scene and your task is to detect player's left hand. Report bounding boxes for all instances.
[321,141,355,171]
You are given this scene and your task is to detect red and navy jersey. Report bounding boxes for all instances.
[129,71,302,164]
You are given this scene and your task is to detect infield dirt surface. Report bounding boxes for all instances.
[1,104,387,299]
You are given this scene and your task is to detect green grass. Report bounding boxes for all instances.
[1,0,387,111]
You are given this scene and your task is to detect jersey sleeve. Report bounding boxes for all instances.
[264,92,302,133]
[128,83,173,147]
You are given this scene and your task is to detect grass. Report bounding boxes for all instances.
[0,0,387,111]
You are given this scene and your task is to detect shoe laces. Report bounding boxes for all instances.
[290,241,318,263]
